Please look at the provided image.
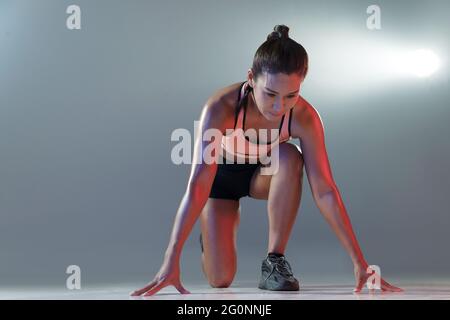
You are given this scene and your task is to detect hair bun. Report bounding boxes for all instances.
[267,24,289,41]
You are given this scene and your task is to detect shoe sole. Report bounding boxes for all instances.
[258,282,300,291]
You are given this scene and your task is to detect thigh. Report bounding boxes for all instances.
[200,198,240,283]
[248,165,272,200]
[249,142,304,200]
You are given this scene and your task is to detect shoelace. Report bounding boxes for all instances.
[268,256,294,277]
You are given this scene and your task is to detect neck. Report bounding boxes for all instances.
[248,91,264,120]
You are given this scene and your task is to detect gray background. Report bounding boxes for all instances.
[0,0,448,288]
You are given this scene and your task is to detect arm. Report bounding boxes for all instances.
[165,101,227,261]
[293,100,402,292]
[299,110,366,267]
[131,98,230,296]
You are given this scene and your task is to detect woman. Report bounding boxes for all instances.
[131,25,402,296]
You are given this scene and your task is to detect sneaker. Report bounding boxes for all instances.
[258,254,300,291]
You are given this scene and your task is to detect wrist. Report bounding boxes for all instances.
[164,244,182,261]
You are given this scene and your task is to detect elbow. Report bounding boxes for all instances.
[187,182,206,201]
[312,184,338,203]
[186,164,217,196]
[312,185,343,217]
[187,177,214,202]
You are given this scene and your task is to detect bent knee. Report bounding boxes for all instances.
[207,272,235,288]
[209,279,232,288]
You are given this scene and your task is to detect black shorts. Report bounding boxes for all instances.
[209,157,262,201]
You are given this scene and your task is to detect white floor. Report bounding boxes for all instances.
[2,281,450,300]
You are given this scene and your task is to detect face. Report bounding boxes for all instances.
[247,70,303,121]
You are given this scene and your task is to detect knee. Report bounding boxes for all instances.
[207,271,235,288]
[278,143,304,174]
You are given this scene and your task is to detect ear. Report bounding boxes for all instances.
[247,68,255,88]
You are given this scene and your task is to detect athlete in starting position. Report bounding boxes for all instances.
[131,25,403,296]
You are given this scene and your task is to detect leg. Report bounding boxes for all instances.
[200,198,240,288]
[249,143,304,255]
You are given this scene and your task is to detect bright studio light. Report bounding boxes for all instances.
[395,49,441,78]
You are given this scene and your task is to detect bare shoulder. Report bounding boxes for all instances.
[290,95,323,139]
[200,82,243,132]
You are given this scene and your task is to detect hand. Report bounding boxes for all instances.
[130,258,190,296]
[353,263,403,293]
